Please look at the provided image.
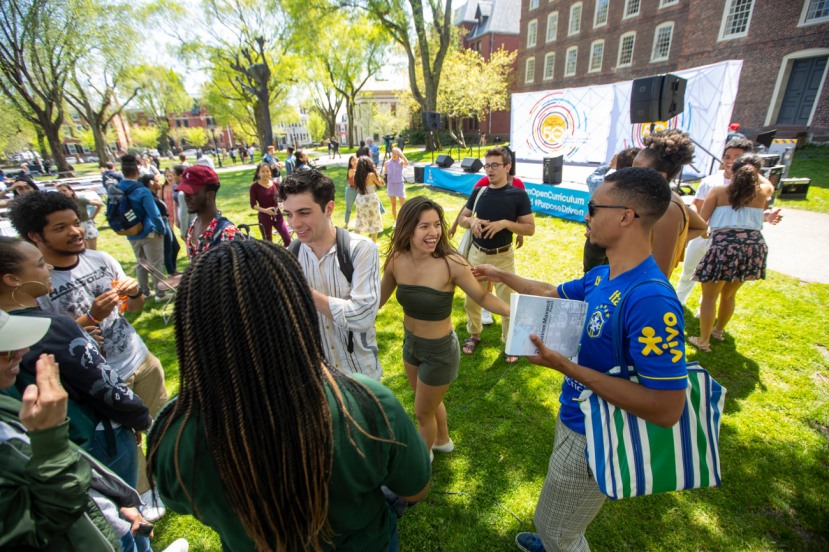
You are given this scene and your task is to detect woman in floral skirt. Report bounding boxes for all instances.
[353,157,385,242]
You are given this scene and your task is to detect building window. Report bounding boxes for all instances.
[719,0,754,39]
[543,52,556,80]
[525,57,536,83]
[651,22,674,62]
[617,32,636,67]
[529,0,539,9]
[546,11,558,42]
[801,0,829,24]
[594,0,610,28]
[624,0,640,18]
[660,0,679,6]
[565,46,578,76]
[569,2,582,35]
[589,40,604,72]
[527,19,538,48]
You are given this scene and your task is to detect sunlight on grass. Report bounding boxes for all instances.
[89,162,829,550]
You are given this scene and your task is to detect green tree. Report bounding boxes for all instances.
[65,3,140,163]
[0,0,92,173]
[130,126,161,150]
[437,48,516,147]
[307,112,327,143]
[125,66,191,154]
[181,127,209,148]
[0,100,38,159]
[345,0,454,126]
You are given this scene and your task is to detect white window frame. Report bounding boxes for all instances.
[530,0,540,10]
[546,11,559,42]
[617,32,636,67]
[624,0,641,18]
[527,19,538,48]
[659,0,679,6]
[718,0,755,40]
[651,22,674,62]
[543,52,556,80]
[589,40,605,72]
[565,46,578,76]
[798,0,829,26]
[525,56,536,84]
[594,0,610,28]
[569,2,583,36]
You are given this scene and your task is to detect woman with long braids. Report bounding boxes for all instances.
[380,196,510,460]
[688,154,782,351]
[147,240,430,551]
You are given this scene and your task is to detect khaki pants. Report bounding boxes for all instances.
[464,244,515,343]
[125,352,168,494]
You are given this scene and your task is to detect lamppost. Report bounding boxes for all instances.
[207,121,222,168]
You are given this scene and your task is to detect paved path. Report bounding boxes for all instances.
[216,154,829,285]
[762,208,829,284]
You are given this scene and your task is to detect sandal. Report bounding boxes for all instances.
[504,354,519,364]
[688,336,711,352]
[462,337,481,355]
[711,328,725,342]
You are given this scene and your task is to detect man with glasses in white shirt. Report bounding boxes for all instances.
[457,147,535,363]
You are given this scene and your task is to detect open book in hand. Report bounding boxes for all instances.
[505,293,588,357]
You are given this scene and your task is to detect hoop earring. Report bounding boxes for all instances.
[11,280,49,309]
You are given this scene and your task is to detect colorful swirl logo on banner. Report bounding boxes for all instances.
[526,92,586,159]
[627,105,693,148]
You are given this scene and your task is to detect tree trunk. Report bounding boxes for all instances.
[35,127,49,160]
[42,118,72,176]
[346,100,356,148]
[90,120,109,165]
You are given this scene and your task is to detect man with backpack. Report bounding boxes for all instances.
[279,170,382,381]
[179,165,244,259]
[109,155,167,301]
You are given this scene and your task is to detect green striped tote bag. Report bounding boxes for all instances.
[578,280,726,499]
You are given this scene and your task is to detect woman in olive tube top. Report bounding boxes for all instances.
[380,196,510,461]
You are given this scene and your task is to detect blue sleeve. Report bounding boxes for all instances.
[558,266,606,301]
[139,189,164,234]
[623,288,688,390]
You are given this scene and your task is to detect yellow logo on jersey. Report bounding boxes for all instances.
[637,312,683,363]
[609,290,621,306]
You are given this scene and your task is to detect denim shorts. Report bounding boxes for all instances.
[402,329,460,386]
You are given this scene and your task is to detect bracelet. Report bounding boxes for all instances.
[127,291,142,299]
[86,310,101,325]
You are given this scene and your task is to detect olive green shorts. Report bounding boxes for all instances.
[402,329,460,386]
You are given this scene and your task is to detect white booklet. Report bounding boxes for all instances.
[505,293,588,357]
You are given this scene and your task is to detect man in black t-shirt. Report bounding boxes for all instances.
[458,146,535,363]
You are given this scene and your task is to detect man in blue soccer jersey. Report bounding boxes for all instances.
[473,167,688,552]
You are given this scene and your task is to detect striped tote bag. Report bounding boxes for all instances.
[578,280,726,500]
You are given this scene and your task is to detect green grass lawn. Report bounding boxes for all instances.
[95,161,829,551]
[776,145,829,213]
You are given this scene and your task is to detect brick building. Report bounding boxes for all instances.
[454,0,522,139]
[515,0,829,141]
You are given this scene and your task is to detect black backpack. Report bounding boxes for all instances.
[105,181,144,236]
[287,227,355,352]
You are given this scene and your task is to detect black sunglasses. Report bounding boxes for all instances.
[587,200,640,218]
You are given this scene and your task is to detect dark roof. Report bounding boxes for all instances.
[461,0,521,40]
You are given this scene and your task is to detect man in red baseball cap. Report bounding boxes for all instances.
[180,165,244,259]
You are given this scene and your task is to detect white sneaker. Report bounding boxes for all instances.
[481,308,494,325]
[140,489,167,522]
[432,438,455,453]
[162,538,190,552]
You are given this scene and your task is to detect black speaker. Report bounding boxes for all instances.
[435,154,454,168]
[543,156,564,185]
[414,166,425,183]
[422,111,443,131]
[755,129,776,149]
[630,74,686,123]
[461,157,483,173]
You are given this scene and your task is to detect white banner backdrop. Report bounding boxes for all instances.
[512,60,744,177]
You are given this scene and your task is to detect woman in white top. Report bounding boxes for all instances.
[689,154,782,351]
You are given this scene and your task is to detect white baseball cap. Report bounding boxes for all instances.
[0,311,51,351]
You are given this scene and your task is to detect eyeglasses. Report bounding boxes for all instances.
[587,200,640,218]
[483,163,505,170]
